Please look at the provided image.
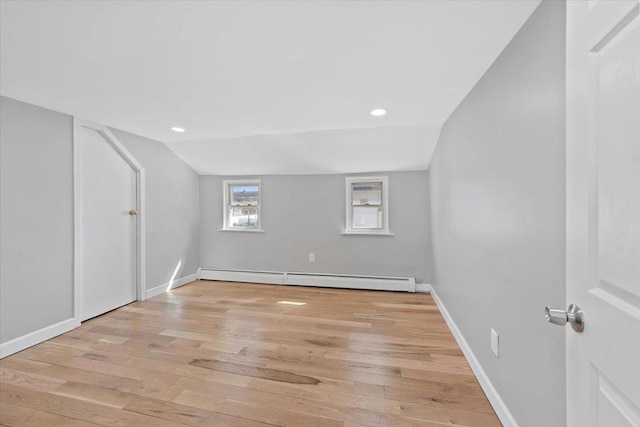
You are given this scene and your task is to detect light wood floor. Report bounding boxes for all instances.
[0,281,501,427]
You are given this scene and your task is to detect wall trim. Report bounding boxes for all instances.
[0,318,79,359]
[199,268,417,292]
[430,287,519,427]
[145,273,198,299]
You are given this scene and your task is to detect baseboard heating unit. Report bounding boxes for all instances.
[197,268,420,293]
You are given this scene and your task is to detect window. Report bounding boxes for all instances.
[344,176,391,235]
[222,179,262,231]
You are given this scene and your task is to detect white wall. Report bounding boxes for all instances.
[200,171,433,281]
[1,96,74,343]
[0,96,200,349]
[428,1,566,426]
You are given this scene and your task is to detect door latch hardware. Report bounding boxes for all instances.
[545,304,584,332]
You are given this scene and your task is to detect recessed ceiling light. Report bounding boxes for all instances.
[171,126,186,133]
[370,108,387,117]
[277,301,307,306]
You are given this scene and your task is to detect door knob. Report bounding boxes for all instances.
[545,304,584,332]
[128,209,138,216]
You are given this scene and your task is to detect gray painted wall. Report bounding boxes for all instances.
[0,96,200,346]
[200,172,433,281]
[428,2,566,426]
[1,97,74,342]
[111,129,200,288]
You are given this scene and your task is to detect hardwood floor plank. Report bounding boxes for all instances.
[0,358,51,372]
[0,367,66,391]
[343,407,458,427]
[16,364,181,401]
[0,384,189,427]
[324,350,473,375]
[173,376,347,420]
[159,328,271,351]
[189,359,321,384]
[0,401,101,427]
[215,399,344,427]
[123,396,271,427]
[13,351,179,387]
[0,281,501,426]
[172,389,226,411]
[48,381,137,409]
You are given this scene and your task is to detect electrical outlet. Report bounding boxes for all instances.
[309,252,315,262]
[490,329,499,358]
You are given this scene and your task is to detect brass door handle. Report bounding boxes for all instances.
[129,209,138,216]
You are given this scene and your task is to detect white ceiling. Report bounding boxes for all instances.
[0,0,540,175]
[166,125,442,176]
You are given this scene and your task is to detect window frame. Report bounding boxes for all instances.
[221,179,264,232]
[344,176,392,235]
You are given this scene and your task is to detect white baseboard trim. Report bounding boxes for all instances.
[430,287,519,427]
[199,268,416,292]
[145,273,198,299]
[0,317,80,359]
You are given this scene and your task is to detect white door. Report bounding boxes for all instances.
[77,123,138,321]
[566,1,640,426]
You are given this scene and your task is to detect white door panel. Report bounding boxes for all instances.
[77,125,137,321]
[566,1,640,426]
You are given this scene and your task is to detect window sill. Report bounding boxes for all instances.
[341,231,394,236]
[219,228,265,233]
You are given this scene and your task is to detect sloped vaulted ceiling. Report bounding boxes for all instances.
[0,0,541,175]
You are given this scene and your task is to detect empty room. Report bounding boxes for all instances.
[0,1,638,426]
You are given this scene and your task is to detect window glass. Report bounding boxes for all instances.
[345,176,389,234]
[231,185,259,206]
[352,206,382,229]
[228,206,258,228]
[223,180,261,231]
[352,182,382,206]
